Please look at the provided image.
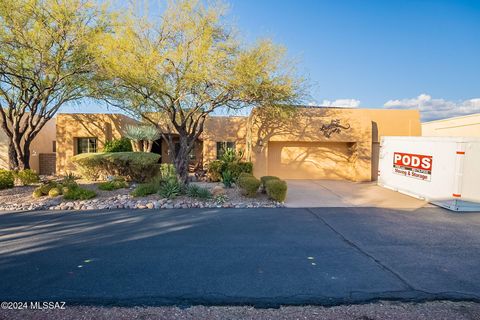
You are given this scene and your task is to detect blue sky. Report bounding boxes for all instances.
[72,0,480,120]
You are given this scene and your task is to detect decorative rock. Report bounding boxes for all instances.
[146,203,154,209]
[212,185,226,196]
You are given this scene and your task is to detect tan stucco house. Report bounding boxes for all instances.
[0,106,421,181]
[422,113,480,137]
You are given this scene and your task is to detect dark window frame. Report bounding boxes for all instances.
[76,137,98,154]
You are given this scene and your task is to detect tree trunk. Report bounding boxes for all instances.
[20,140,31,170]
[7,141,19,171]
[174,137,190,185]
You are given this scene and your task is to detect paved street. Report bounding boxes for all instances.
[1,207,479,307]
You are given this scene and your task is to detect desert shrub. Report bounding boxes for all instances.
[48,187,62,197]
[98,178,128,191]
[71,152,160,182]
[131,182,158,197]
[260,176,280,193]
[238,172,253,180]
[206,160,222,182]
[185,184,201,197]
[221,170,234,188]
[219,148,243,163]
[0,170,14,190]
[158,178,181,199]
[238,176,260,198]
[159,163,176,180]
[265,179,288,202]
[63,185,96,200]
[15,169,39,186]
[214,194,228,204]
[32,188,43,198]
[224,161,253,181]
[33,182,58,197]
[186,184,211,199]
[103,138,132,152]
[197,187,212,199]
[62,172,79,186]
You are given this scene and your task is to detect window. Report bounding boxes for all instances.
[77,138,97,154]
[216,141,235,159]
[52,141,56,153]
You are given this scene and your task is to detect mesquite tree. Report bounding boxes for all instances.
[0,0,109,170]
[94,0,304,184]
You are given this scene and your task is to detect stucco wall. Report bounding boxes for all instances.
[422,113,480,137]
[56,113,139,173]
[0,118,56,172]
[202,116,248,164]
[248,107,373,181]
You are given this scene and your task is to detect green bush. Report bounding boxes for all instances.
[238,176,260,198]
[206,160,222,182]
[260,176,280,193]
[48,187,62,197]
[238,172,253,180]
[224,161,253,180]
[159,163,176,180]
[185,184,211,199]
[131,182,158,197]
[0,170,14,190]
[103,138,132,152]
[221,170,234,188]
[33,182,57,197]
[71,152,161,182]
[63,186,96,200]
[158,178,181,199]
[98,179,128,191]
[15,169,39,186]
[265,179,288,202]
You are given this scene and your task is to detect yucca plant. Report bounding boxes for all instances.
[124,125,162,152]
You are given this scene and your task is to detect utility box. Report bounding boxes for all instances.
[378,136,480,211]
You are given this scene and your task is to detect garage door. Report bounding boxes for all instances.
[267,141,353,180]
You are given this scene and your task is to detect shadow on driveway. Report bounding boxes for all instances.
[0,207,479,307]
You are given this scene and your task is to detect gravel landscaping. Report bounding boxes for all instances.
[0,181,283,211]
[1,301,479,320]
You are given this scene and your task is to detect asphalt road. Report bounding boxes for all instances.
[1,207,480,307]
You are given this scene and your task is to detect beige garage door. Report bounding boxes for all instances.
[267,141,353,180]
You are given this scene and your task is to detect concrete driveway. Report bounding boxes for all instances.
[285,180,429,209]
[1,207,479,306]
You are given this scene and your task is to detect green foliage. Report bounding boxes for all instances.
[32,188,43,198]
[0,170,14,190]
[158,178,181,199]
[62,172,79,186]
[221,170,234,188]
[265,179,288,202]
[219,148,244,163]
[238,176,261,198]
[103,138,132,152]
[131,182,158,197]
[14,169,39,186]
[124,125,161,141]
[48,187,62,197]
[186,184,212,199]
[159,163,176,180]
[225,161,253,180]
[238,172,253,180]
[63,185,96,200]
[260,176,280,193]
[206,160,223,182]
[98,179,128,191]
[214,194,228,204]
[71,152,161,182]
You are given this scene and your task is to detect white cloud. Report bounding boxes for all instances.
[320,99,361,108]
[384,94,480,121]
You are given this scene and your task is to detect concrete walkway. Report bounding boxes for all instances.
[285,180,429,209]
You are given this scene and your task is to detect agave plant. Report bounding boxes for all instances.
[124,125,161,152]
